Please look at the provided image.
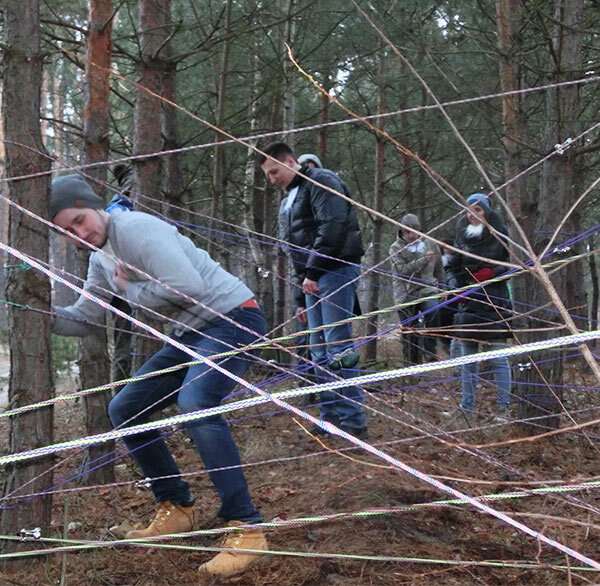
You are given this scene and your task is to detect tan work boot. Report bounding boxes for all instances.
[198,521,267,580]
[125,500,194,539]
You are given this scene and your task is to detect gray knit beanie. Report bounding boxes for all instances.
[401,213,421,231]
[50,175,105,220]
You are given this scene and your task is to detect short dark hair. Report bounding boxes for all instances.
[257,142,296,166]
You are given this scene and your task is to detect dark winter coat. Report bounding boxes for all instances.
[287,166,364,304]
[446,209,512,341]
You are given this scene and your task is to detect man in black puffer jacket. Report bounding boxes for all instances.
[258,142,367,438]
[445,193,513,418]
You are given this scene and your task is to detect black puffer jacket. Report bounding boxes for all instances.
[446,209,512,340]
[287,166,364,287]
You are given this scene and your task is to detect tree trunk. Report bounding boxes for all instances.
[131,0,170,373]
[365,60,387,362]
[162,60,185,224]
[79,0,115,485]
[496,0,535,420]
[0,0,54,559]
[282,0,296,144]
[133,0,168,211]
[208,0,232,269]
[589,235,598,340]
[521,0,584,427]
[319,69,331,162]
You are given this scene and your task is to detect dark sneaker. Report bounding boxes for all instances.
[339,424,369,440]
[308,417,340,436]
[441,407,474,429]
[493,406,511,422]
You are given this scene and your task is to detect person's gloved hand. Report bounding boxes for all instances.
[472,267,494,282]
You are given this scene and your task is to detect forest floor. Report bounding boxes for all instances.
[0,345,599,585]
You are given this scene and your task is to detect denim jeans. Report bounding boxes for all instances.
[305,265,366,430]
[398,297,440,364]
[460,339,511,411]
[108,307,266,523]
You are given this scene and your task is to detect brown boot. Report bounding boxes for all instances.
[198,521,267,580]
[125,501,194,539]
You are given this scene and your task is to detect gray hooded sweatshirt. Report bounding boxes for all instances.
[53,210,254,337]
[388,213,444,306]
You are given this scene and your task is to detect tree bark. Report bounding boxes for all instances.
[519,0,584,427]
[208,0,233,269]
[0,0,54,559]
[79,0,115,486]
[131,0,170,372]
[496,0,534,420]
[589,235,598,341]
[162,60,185,224]
[365,59,387,362]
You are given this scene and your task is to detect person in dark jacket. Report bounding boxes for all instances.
[446,193,512,417]
[259,142,367,438]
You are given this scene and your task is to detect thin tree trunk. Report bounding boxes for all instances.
[209,0,232,268]
[588,236,599,348]
[282,0,296,144]
[589,235,598,340]
[131,0,170,373]
[365,60,387,362]
[242,53,269,316]
[162,60,184,224]
[319,69,331,162]
[0,0,54,560]
[496,0,534,421]
[79,0,115,486]
[278,0,296,327]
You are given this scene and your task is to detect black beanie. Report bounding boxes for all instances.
[50,175,105,220]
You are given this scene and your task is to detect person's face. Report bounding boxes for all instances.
[403,229,419,243]
[467,204,486,226]
[53,208,109,248]
[261,155,298,189]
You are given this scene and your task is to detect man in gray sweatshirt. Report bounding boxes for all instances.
[50,174,267,579]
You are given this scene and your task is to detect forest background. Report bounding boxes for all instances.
[1,0,600,584]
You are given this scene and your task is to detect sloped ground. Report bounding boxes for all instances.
[0,359,598,585]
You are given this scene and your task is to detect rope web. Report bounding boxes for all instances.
[1,5,600,582]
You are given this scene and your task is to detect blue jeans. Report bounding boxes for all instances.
[108,307,266,523]
[460,340,511,411]
[305,265,366,430]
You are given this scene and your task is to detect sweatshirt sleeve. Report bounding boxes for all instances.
[389,241,428,276]
[120,218,207,310]
[52,255,112,336]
